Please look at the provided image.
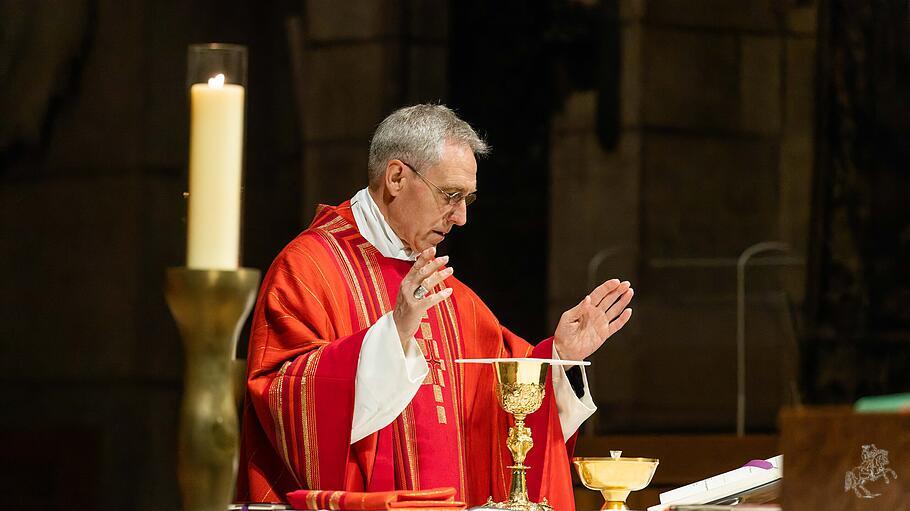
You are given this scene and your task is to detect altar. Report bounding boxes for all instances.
[570,406,909,511]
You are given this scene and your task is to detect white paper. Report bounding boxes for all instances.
[454,357,590,366]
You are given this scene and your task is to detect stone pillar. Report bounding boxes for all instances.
[292,0,449,222]
[548,0,646,431]
[548,0,817,432]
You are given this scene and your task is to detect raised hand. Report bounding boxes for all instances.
[392,246,454,346]
[554,279,634,361]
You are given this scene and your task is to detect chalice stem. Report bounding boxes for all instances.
[505,417,536,506]
[507,418,533,465]
[508,463,529,503]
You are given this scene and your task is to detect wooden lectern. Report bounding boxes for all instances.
[779,406,910,510]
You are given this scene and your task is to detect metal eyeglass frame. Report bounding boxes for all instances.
[400,161,477,207]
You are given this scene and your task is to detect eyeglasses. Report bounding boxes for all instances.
[400,161,477,207]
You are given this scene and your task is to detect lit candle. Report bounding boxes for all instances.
[187,73,245,269]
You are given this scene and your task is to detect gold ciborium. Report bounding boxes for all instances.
[573,452,659,510]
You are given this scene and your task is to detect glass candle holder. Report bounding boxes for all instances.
[185,44,248,270]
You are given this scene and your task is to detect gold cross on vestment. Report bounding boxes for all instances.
[416,321,447,424]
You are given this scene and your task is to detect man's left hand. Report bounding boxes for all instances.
[554,279,634,361]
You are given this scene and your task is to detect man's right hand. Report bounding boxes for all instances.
[392,246,454,347]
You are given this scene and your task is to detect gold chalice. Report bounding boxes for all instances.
[573,452,659,510]
[488,359,552,511]
[455,357,589,511]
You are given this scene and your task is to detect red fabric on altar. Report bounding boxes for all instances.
[236,202,578,510]
[287,487,466,510]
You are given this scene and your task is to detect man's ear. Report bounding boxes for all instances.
[385,160,406,197]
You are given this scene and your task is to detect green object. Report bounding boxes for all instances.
[854,393,910,413]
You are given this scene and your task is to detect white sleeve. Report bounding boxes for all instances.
[552,345,597,442]
[351,311,428,444]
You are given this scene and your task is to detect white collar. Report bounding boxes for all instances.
[350,188,417,261]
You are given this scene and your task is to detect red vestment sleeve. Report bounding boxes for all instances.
[238,233,372,502]
[525,338,578,510]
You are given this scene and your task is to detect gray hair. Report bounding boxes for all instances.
[368,104,490,185]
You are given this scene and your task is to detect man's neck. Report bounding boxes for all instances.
[368,187,411,252]
[367,186,387,219]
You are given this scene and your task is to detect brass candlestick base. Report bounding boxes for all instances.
[484,359,554,511]
[165,267,260,511]
[573,453,659,510]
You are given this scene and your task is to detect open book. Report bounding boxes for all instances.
[647,455,782,511]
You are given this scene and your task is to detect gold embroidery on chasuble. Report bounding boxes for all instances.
[416,322,448,424]
[299,349,323,489]
[436,405,448,424]
[329,490,343,510]
[270,361,292,471]
[401,405,421,489]
[430,298,469,497]
[404,296,469,497]
[319,217,392,329]
[322,218,431,490]
[314,213,474,495]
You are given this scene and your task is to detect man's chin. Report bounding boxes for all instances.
[413,240,443,255]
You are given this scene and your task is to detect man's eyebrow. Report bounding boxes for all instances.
[442,185,474,194]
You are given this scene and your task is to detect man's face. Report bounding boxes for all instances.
[390,141,477,253]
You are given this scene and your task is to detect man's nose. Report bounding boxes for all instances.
[449,200,467,226]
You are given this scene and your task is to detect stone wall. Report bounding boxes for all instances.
[0,1,833,508]
[295,0,449,219]
[0,0,451,508]
[549,0,817,432]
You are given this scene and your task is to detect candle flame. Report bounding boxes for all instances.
[208,73,226,88]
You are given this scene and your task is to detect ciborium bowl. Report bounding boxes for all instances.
[573,455,660,510]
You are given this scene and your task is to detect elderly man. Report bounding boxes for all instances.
[237,104,633,510]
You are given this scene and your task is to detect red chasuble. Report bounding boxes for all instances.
[237,202,578,510]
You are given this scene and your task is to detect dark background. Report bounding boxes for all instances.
[1,1,907,509]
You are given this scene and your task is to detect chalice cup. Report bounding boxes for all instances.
[573,454,659,510]
[488,359,553,511]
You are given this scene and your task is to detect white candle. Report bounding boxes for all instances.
[187,73,245,269]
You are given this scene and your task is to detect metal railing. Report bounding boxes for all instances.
[584,242,805,436]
